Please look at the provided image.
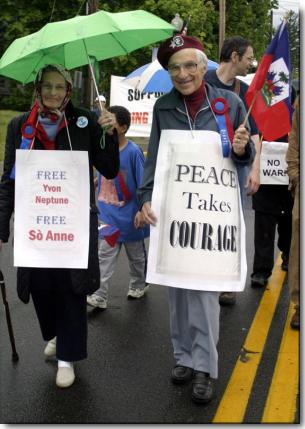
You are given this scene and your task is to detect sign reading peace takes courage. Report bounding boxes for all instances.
[147,130,247,292]
[169,162,238,253]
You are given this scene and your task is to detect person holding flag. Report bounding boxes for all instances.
[138,34,254,404]
[245,22,294,288]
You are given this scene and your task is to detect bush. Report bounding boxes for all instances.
[1,82,34,111]
[0,110,21,162]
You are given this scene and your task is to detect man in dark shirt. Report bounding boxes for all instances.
[205,36,260,306]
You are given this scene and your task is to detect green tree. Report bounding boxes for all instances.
[0,0,85,110]
[0,0,280,110]
[284,10,299,79]
[96,0,218,98]
[224,0,278,61]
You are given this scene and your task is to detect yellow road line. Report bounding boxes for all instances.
[213,254,286,423]
[262,303,299,423]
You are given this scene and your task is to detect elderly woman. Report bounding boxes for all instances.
[0,64,119,388]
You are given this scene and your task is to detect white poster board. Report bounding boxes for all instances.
[110,75,163,137]
[14,150,90,268]
[147,130,247,292]
[260,141,289,185]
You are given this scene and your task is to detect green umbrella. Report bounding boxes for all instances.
[0,9,174,85]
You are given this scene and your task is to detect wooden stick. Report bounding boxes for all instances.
[242,90,259,127]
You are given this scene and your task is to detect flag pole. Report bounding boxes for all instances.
[242,90,259,126]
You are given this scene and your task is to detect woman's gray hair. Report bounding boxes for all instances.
[195,49,208,67]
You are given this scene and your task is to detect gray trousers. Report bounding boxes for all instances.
[168,288,220,379]
[94,239,147,300]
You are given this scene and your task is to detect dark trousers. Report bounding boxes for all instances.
[30,268,87,362]
[252,210,292,279]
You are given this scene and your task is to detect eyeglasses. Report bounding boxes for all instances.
[168,60,203,76]
[41,83,67,93]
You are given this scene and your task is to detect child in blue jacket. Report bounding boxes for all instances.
[87,106,149,309]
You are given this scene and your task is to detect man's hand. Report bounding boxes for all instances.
[245,167,260,195]
[141,201,157,226]
[97,109,117,135]
[246,135,261,195]
[134,211,146,229]
[232,125,249,156]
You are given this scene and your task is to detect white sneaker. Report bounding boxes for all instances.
[44,337,57,357]
[127,285,149,299]
[56,366,75,388]
[87,294,108,309]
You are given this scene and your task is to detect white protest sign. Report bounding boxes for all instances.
[110,75,164,137]
[260,141,289,185]
[147,130,247,292]
[14,150,90,268]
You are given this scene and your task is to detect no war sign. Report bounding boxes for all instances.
[146,130,247,292]
[260,141,289,185]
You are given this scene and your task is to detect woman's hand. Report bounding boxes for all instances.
[97,109,117,135]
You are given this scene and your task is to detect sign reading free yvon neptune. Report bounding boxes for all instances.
[14,150,90,268]
[147,130,247,292]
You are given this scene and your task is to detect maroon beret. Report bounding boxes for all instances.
[157,34,204,70]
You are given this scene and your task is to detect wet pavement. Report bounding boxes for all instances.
[0,204,296,424]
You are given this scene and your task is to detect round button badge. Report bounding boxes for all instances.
[76,116,88,128]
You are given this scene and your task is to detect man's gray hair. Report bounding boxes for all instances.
[195,49,208,67]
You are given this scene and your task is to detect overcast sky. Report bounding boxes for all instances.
[272,0,300,27]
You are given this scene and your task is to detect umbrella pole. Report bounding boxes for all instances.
[88,58,103,113]
[0,270,19,362]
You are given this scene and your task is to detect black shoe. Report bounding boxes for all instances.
[290,306,300,330]
[219,292,236,306]
[251,275,268,288]
[281,253,289,272]
[171,365,193,384]
[191,371,215,404]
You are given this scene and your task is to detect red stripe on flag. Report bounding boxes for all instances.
[250,92,291,140]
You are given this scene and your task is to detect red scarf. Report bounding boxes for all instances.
[183,82,206,120]
[21,101,65,150]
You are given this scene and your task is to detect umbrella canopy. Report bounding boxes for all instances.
[0,10,174,84]
[124,58,219,93]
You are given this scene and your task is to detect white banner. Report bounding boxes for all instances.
[14,150,90,268]
[260,141,289,185]
[147,130,247,292]
[110,75,163,137]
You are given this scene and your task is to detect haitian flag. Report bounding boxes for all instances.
[245,22,292,141]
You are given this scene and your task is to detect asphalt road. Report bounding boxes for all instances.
[0,201,295,424]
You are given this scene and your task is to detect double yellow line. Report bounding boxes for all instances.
[213,255,299,423]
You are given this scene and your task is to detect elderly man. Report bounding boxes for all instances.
[138,34,254,404]
[205,36,260,306]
